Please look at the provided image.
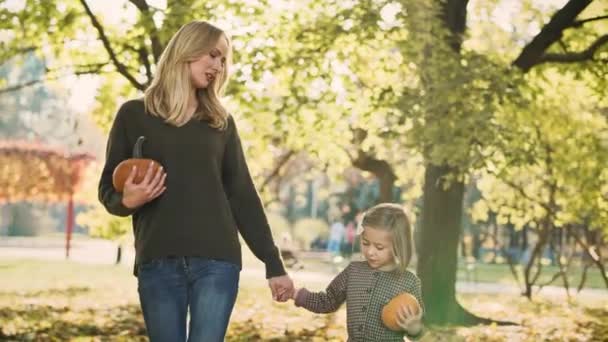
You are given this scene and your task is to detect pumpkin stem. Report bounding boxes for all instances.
[133,136,146,158]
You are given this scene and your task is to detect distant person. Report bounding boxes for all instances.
[310,235,328,251]
[327,206,345,256]
[341,220,356,257]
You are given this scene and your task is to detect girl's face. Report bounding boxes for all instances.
[360,227,395,270]
[189,36,228,89]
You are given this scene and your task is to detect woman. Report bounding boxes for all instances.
[98,20,293,342]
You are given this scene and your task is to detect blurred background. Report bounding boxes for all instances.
[0,0,607,341]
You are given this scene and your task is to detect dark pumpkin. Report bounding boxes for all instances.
[112,136,162,192]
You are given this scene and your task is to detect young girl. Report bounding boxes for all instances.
[292,203,424,341]
[98,21,293,341]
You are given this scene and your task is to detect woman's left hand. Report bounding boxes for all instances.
[268,275,294,302]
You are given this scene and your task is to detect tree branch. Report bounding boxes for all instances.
[569,226,608,288]
[513,0,593,72]
[138,47,153,83]
[120,42,153,83]
[537,34,608,65]
[0,79,42,94]
[44,61,110,76]
[557,39,569,52]
[441,0,469,52]
[568,15,608,28]
[485,166,549,212]
[259,150,295,193]
[352,150,397,203]
[0,63,109,94]
[0,46,37,66]
[128,0,163,63]
[352,152,396,180]
[79,0,145,90]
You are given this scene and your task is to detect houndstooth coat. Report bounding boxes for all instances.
[295,261,424,341]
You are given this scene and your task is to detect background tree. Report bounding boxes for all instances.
[408,0,608,324]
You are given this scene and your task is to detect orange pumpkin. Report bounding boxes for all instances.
[381,292,421,331]
[112,136,162,192]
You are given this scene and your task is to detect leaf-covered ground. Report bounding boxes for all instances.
[1,259,606,341]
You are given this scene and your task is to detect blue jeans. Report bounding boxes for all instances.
[137,257,240,342]
[327,238,341,254]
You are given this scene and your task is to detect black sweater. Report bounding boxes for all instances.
[98,99,286,278]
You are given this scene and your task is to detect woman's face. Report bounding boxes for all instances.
[189,36,228,89]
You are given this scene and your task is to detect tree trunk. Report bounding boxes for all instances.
[572,225,608,289]
[352,150,396,203]
[491,221,499,264]
[415,0,493,326]
[417,163,469,324]
[460,235,467,258]
[414,0,596,325]
[377,171,396,203]
[472,231,481,260]
[522,225,528,250]
[523,222,550,299]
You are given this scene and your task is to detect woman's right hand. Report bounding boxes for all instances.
[121,162,167,209]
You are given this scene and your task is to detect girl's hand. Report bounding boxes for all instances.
[121,162,166,209]
[396,304,423,335]
[292,288,301,300]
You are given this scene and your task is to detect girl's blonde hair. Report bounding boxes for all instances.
[360,203,413,273]
[144,20,231,129]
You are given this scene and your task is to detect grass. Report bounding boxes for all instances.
[294,252,607,290]
[1,258,607,341]
[456,262,607,289]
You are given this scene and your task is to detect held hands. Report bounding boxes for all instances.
[396,304,423,335]
[292,288,301,301]
[121,162,167,209]
[268,275,295,302]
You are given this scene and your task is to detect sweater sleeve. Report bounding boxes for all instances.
[294,263,349,313]
[98,102,137,217]
[222,116,286,279]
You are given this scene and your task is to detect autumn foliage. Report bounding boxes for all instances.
[0,141,94,203]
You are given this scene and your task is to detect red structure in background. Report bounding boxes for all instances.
[0,141,94,258]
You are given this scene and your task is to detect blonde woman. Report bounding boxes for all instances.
[98,21,294,342]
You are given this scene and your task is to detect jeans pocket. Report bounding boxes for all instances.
[137,259,170,293]
[138,258,163,272]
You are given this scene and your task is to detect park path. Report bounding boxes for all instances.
[1,236,606,301]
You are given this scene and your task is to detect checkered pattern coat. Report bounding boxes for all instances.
[295,261,424,341]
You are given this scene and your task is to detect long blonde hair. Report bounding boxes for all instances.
[144,20,231,129]
[360,203,413,273]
